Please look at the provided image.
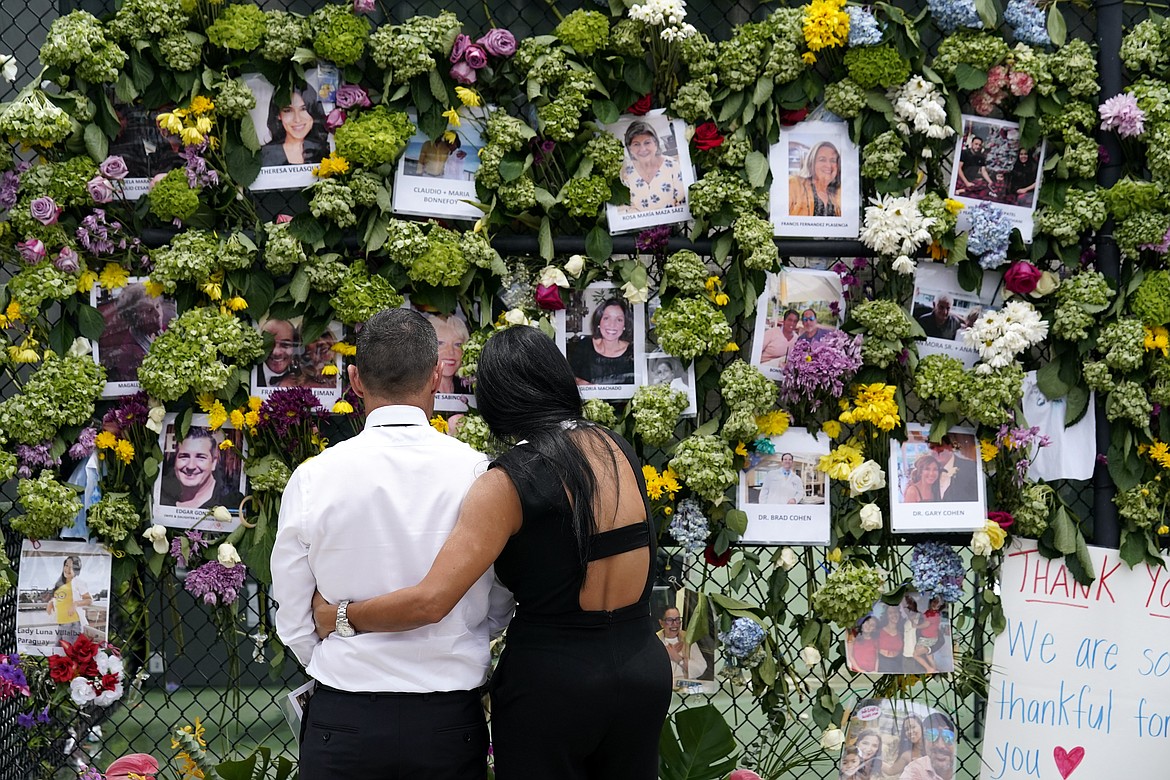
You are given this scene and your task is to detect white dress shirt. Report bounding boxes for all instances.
[271,404,514,692]
[759,468,804,505]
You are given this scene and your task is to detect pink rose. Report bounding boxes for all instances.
[1003,261,1043,295]
[450,61,477,85]
[464,45,488,70]
[335,85,371,110]
[326,109,347,132]
[54,246,80,273]
[477,28,517,58]
[29,196,61,225]
[99,155,129,180]
[16,238,46,265]
[535,284,565,311]
[87,176,115,204]
[353,0,375,12]
[450,34,471,63]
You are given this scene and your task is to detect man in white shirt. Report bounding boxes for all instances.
[271,308,513,779]
[759,454,805,504]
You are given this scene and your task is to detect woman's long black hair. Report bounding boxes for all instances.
[475,325,619,569]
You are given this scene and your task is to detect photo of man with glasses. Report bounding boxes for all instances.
[899,712,956,780]
[656,605,707,685]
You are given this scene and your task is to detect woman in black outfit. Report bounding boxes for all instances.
[314,325,671,779]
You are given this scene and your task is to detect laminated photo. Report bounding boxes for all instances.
[416,305,475,413]
[770,120,860,238]
[554,282,646,400]
[948,115,1046,242]
[840,698,958,780]
[910,263,1003,369]
[889,424,986,533]
[844,593,955,675]
[393,106,487,220]
[652,586,718,695]
[603,111,695,234]
[646,352,697,417]
[152,413,246,531]
[739,427,831,545]
[91,277,177,397]
[244,66,338,191]
[107,103,184,200]
[251,317,344,406]
[750,268,847,381]
[16,541,112,656]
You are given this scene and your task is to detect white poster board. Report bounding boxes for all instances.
[980,540,1170,780]
[769,120,860,238]
[738,427,830,545]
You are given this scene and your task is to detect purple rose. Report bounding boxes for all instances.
[54,246,79,273]
[335,85,371,110]
[478,28,517,58]
[87,176,114,204]
[99,155,129,180]
[464,44,489,70]
[353,0,375,12]
[326,109,347,132]
[450,61,477,85]
[29,196,61,226]
[450,34,471,63]
[16,239,46,265]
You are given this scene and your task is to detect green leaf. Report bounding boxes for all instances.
[499,157,526,183]
[717,91,745,123]
[289,267,311,304]
[77,303,106,340]
[709,593,760,619]
[724,508,748,535]
[288,213,326,245]
[592,98,619,124]
[1120,529,1147,568]
[624,59,654,95]
[239,114,260,152]
[144,457,159,480]
[1047,5,1067,47]
[953,64,989,91]
[428,68,447,104]
[1050,506,1077,554]
[1015,92,1038,119]
[83,123,108,163]
[538,217,553,261]
[744,151,769,189]
[224,138,261,187]
[685,591,709,645]
[658,705,738,780]
[1036,359,1071,399]
[752,77,773,108]
[114,71,138,104]
[956,260,983,293]
[586,226,612,264]
[1064,384,1089,426]
[975,0,998,28]
[713,230,734,264]
[863,91,894,114]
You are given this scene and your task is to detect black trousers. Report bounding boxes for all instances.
[299,686,488,780]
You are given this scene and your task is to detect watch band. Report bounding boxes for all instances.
[336,599,355,637]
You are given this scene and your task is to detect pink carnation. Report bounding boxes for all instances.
[1099,93,1146,139]
[985,65,1009,93]
[969,90,998,117]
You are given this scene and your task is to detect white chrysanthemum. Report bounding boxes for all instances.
[961,300,1049,369]
[629,0,688,27]
[860,192,936,262]
[888,76,955,140]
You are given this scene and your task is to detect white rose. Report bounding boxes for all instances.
[779,547,798,571]
[859,502,884,531]
[564,255,586,278]
[142,524,169,555]
[799,646,821,666]
[1032,271,1061,297]
[96,652,123,676]
[146,404,167,434]
[67,337,92,357]
[70,678,97,706]
[820,727,845,751]
[503,308,531,326]
[848,460,887,497]
[93,684,123,707]
[971,530,993,557]
[537,266,569,288]
[217,543,242,568]
[0,54,17,84]
[211,505,232,523]
[621,282,650,304]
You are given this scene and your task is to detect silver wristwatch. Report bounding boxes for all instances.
[335,600,356,638]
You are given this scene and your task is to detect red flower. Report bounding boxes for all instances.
[48,655,75,683]
[68,635,99,664]
[101,673,121,691]
[627,95,653,115]
[693,122,724,151]
[1003,261,1043,295]
[534,284,565,311]
[779,107,809,126]
[704,542,732,567]
[988,510,1015,529]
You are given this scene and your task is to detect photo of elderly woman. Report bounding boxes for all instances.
[770,119,860,238]
[789,141,841,217]
[556,283,647,399]
[419,308,474,412]
[603,112,695,234]
[16,541,112,656]
[153,415,246,531]
[244,67,337,191]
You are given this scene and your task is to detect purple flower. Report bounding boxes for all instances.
[635,225,672,254]
[103,391,151,435]
[29,196,61,225]
[335,85,371,110]
[16,441,61,477]
[1099,93,1145,138]
[531,137,556,166]
[0,170,20,211]
[180,145,218,188]
[69,427,98,460]
[777,330,863,409]
[450,34,471,63]
[464,44,489,70]
[87,176,115,204]
[99,155,129,180]
[16,712,35,729]
[326,109,347,132]
[450,61,477,85]
[258,387,326,443]
[16,238,46,265]
[170,530,208,569]
[478,28,517,58]
[78,209,118,256]
[185,560,248,607]
[353,0,375,12]
[0,653,30,699]
[54,246,80,273]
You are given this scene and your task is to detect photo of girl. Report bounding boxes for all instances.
[841,698,958,780]
[16,541,112,656]
[46,554,90,644]
[845,595,954,676]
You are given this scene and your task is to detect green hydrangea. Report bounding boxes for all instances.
[716,21,769,92]
[812,563,885,627]
[1148,125,1170,185]
[453,412,503,456]
[220,231,257,271]
[7,264,78,312]
[499,175,538,212]
[401,12,461,53]
[1115,480,1166,531]
[538,94,588,142]
[1082,360,1114,393]
[1150,357,1170,405]
[721,409,759,444]
[959,364,1024,426]
[214,77,256,119]
[720,360,777,417]
[585,133,624,182]
[0,91,74,147]
[1105,380,1152,427]
[150,230,219,292]
[844,45,910,90]
[207,3,267,51]
[653,297,734,360]
[760,8,805,85]
[1115,210,1170,261]
[109,0,189,39]
[514,39,566,83]
[734,214,778,271]
[1131,77,1170,123]
[263,221,307,276]
[0,353,105,445]
[1012,482,1054,537]
[1121,18,1165,73]
[368,29,434,82]
[609,18,646,57]
[486,111,532,151]
[672,76,716,123]
[0,452,16,482]
[631,384,688,447]
[25,156,99,208]
[384,219,428,266]
[688,170,766,222]
[41,10,127,84]
[1104,179,1165,221]
[334,107,415,167]
[261,11,309,62]
[410,226,469,288]
[862,131,904,180]
[349,171,382,207]
[582,398,618,427]
[563,175,611,217]
[149,169,200,223]
[662,250,710,296]
[1010,43,1054,96]
[460,231,503,274]
[304,254,348,292]
[247,457,293,494]
[854,300,913,368]
[914,354,970,414]
[310,4,370,67]
[1134,271,1170,326]
[556,9,609,56]
[158,33,202,71]
[138,308,263,401]
[1099,318,1147,372]
[458,328,490,380]
[824,78,867,119]
[1034,188,1107,246]
[310,178,358,228]
[1050,39,1098,99]
[919,192,959,240]
[668,433,738,503]
[87,494,141,544]
[329,260,405,324]
[11,471,82,540]
[1060,130,1099,180]
[932,32,1009,78]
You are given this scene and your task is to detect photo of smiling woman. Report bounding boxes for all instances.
[770,119,860,237]
[153,414,246,531]
[260,86,328,167]
[243,67,337,191]
[603,112,695,234]
[789,141,841,217]
[556,282,647,399]
[421,309,474,411]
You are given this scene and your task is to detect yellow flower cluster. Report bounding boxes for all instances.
[643,464,681,501]
[442,107,462,127]
[818,442,863,480]
[7,336,39,364]
[314,152,350,178]
[1139,440,1170,470]
[96,430,135,464]
[429,415,448,433]
[201,270,224,301]
[756,409,790,437]
[197,394,228,430]
[99,262,130,291]
[157,97,217,147]
[332,399,354,414]
[705,276,730,307]
[331,341,357,356]
[1145,326,1169,357]
[223,296,248,312]
[0,301,23,328]
[455,87,482,107]
[229,397,262,435]
[821,420,842,439]
[802,0,849,60]
[979,439,999,462]
[943,198,965,215]
[838,383,901,431]
[144,280,165,298]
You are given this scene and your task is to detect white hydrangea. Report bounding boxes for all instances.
[860,192,935,262]
[888,77,954,140]
[961,300,1049,372]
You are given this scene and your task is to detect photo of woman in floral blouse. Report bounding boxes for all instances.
[618,120,686,213]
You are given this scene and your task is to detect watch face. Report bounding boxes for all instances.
[336,603,355,637]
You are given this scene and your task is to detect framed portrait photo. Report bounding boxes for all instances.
[252,317,345,406]
[910,263,1004,369]
[603,111,696,234]
[91,277,177,397]
[554,282,646,400]
[393,106,487,221]
[738,427,831,545]
[152,413,247,531]
[889,423,986,533]
[651,586,718,695]
[244,65,339,191]
[769,120,860,238]
[749,268,847,382]
[16,541,113,656]
[948,115,1046,242]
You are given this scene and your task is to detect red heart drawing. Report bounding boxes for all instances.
[1053,746,1085,779]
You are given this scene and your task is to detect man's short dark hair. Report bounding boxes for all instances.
[355,308,438,398]
[923,711,955,733]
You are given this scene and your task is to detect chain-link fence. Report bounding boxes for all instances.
[0,0,1124,777]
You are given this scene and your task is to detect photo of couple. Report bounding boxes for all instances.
[252,317,345,404]
[890,425,986,533]
[840,699,958,780]
[750,268,847,380]
[948,115,1044,242]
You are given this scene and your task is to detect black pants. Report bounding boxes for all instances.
[299,686,488,780]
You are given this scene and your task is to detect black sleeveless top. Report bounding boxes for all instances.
[489,426,655,628]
